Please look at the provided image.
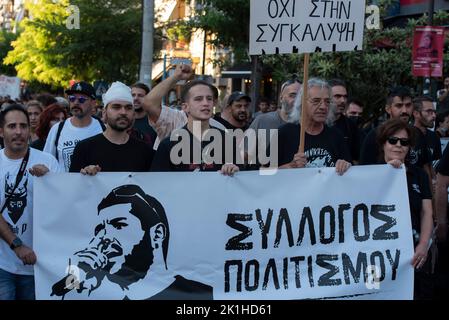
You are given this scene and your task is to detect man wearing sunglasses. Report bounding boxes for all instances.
[43,82,105,171]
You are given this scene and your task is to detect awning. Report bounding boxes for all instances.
[220,63,252,79]
[155,0,178,24]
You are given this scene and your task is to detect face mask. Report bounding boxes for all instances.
[348,116,362,126]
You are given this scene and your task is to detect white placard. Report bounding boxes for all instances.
[250,0,366,55]
[0,75,20,100]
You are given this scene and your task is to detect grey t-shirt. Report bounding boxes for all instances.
[245,111,286,159]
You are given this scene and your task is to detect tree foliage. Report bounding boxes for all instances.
[4,0,143,87]
[0,30,17,76]
[188,0,250,66]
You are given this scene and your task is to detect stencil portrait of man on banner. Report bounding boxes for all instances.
[50,184,213,300]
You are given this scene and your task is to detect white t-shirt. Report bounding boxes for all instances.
[0,148,60,275]
[43,117,104,171]
[152,106,226,150]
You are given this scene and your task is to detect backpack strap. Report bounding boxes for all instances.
[54,119,66,161]
[92,115,106,131]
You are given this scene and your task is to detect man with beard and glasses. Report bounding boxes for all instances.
[411,96,441,184]
[244,79,301,167]
[214,91,251,130]
[44,81,105,171]
[50,184,213,300]
[360,86,414,165]
[413,96,441,162]
[69,82,153,174]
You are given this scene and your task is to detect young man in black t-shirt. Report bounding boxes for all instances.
[275,78,351,175]
[70,82,153,174]
[151,80,239,175]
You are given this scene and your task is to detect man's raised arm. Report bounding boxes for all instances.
[142,64,193,123]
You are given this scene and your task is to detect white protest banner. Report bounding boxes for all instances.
[250,0,366,55]
[34,166,414,300]
[0,75,20,100]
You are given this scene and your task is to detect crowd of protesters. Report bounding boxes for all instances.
[1,66,449,300]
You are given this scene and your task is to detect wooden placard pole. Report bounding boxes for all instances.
[298,53,310,154]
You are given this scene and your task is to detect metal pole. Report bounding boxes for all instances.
[139,0,154,89]
[162,54,167,105]
[202,30,207,77]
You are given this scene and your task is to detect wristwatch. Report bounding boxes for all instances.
[10,237,23,250]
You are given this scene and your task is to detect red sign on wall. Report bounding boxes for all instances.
[412,26,444,78]
[401,0,427,5]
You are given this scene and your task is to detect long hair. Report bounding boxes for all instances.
[35,104,67,140]
[288,78,331,125]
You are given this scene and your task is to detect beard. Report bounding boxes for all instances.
[108,117,132,132]
[233,112,247,123]
[106,231,154,290]
[281,100,293,115]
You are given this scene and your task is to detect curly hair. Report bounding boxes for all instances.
[35,103,67,140]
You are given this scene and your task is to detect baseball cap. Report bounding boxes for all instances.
[228,91,251,106]
[65,81,96,100]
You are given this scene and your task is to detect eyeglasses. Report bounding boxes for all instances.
[309,98,331,107]
[68,95,88,104]
[421,109,436,114]
[387,136,410,147]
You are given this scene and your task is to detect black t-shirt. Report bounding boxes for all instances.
[132,116,157,148]
[30,138,46,151]
[359,127,378,165]
[151,125,238,172]
[213,114,248,131]
[406,165,432,237]
[69,134,154,172]
[334,115,361,162]
[436,145,449,176]
[409,127,431,168]
[425,129,442,161]
[276,123,351,167]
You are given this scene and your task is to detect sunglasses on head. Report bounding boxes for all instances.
[387,136,410,147]
[68,95,88,104]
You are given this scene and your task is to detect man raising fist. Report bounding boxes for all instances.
[142,64,225,150]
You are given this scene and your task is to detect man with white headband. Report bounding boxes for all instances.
[70,82,153,174]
